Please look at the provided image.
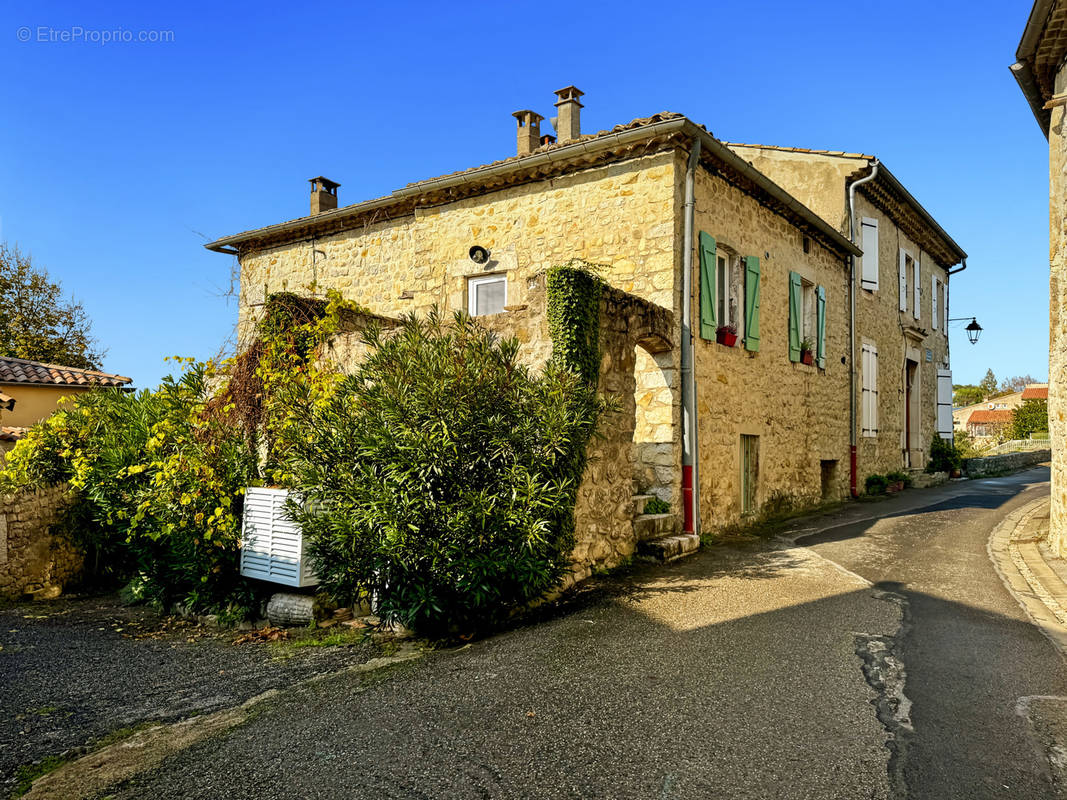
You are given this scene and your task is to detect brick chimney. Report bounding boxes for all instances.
[553,86,584,143]
[512,110,544,156]
[309,176,340,215]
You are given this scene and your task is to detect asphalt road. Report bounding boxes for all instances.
[43,467,1066,799]
[795,466,1067,799]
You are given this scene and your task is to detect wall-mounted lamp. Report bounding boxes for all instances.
[948,316,983,345]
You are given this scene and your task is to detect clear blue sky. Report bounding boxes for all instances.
[0,0,1048,389]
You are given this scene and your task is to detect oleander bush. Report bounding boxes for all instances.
[282,307,604,634]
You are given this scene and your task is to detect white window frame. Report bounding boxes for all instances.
[898,250,909,312]
[912,253,921,320]
[715,249,743,335]
[467,274,507,317]
[860,217,879,291]
[861,343,879,437]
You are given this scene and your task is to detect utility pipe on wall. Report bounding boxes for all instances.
[847,160,879,497]
[681,140,702,534]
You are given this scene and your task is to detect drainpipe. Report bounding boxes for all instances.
[681,140,701,534]
[847,159,879,497]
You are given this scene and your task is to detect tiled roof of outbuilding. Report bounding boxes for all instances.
[968,410,1015,424]
[0,426,28,442]
[0,356,131,387]
[1022,385,1049,400]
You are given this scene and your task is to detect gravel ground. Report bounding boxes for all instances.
[0,594,380,795]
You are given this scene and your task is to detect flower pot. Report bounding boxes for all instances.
[886,480,905,493]
[951,469,961,478]
[716,330,738,347]
[801,350,814,366]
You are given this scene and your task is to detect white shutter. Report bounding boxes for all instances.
[913,254,921,320]
[240,487,318,588]
[943,282,949,337]
[899,250,908,312]
[937,369,953,440]
[871,345,879,433]
[860,218,879,290]
[931,276,937,329]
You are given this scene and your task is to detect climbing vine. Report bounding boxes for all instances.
[546,260,605,386]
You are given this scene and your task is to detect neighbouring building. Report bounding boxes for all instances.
[966,409,1015,440]
[208,89,865,581]
[725,144,967,486]
[952,384,1049,433]
[1014,0,1067,554]
[0,356,132,451]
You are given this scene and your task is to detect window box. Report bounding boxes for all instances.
[716,325,738,347]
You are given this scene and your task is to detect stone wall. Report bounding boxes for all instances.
[0,483,81,599]
[691,165,852,528]
[1049,62,1067,556]
[963,450,1052,479]
[236,151,679,348]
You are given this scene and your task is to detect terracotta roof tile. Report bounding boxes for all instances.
[0,426,28,442]
[1022,385,1049,400]
[724,142,876,161]
[968,410,1015,424]
[0,356,131,388]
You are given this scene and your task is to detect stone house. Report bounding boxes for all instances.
[1013,0,1067,555]
[724,145,967,486]
[966,409,1015,440]
[0,356,132,452]
[206,89,862,578]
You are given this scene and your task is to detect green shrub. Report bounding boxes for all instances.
[885,470,912,488]
[865,474,889,495]
[643,497,670,515]
[0,363,261,614]
[926,434,962,474]
[282,309,604,634]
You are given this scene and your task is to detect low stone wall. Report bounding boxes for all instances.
[963,450,1052,479]
[0,483,81,599]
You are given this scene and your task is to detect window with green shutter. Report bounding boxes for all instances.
[744,256,760,352]
[788,271,802,362]
[699,232,716,340]
[816,285,826,369]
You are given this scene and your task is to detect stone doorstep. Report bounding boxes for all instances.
[637,532,700,563]
[633,513,675,543]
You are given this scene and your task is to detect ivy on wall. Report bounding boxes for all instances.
[546,260,605,386]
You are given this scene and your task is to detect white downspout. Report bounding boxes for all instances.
[848,159,879,496]
[681,141,701,534]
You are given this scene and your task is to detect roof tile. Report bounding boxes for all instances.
[0,356,131,388]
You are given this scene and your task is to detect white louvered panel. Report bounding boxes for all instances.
[240,487,319,588]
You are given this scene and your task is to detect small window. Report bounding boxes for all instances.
[715,250,743,336]
[740,435,759,515]
[801,278,816,345]
[468,274,506,316]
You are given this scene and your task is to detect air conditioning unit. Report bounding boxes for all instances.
[240,487,318,588]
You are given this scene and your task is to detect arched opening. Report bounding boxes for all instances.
[631,337,675,504]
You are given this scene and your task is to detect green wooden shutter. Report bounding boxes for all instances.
[816,285,827,369]
[788,271,802,362]
[744,256,760,351]
[699,232,717,340]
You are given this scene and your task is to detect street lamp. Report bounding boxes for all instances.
[948,316,983,345]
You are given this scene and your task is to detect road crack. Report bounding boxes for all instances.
[855,587,912,800]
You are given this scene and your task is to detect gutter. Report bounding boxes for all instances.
[1012,0,1055,137]
[847,160,879,497]
[205,118,861,260]
[680,140,701,536]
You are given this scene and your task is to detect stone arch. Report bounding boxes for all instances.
[632,338,675,502]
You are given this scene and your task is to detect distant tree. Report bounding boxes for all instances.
[998,374,1041,395]
[953,384,984,407]
[0,243,102,369]
[979,369,998,399]
[1012,399,1049,440]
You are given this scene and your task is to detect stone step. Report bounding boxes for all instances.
[631,493,655,516]
[634,513,675,542]
[637,533,701,563]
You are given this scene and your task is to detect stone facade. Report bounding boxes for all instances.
[0,483,81,599]
[727,146,962,485]
[691,165,852,528]
[1013,1,1067,554]
[212,110,866,578]
[1052,61,1067,555]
